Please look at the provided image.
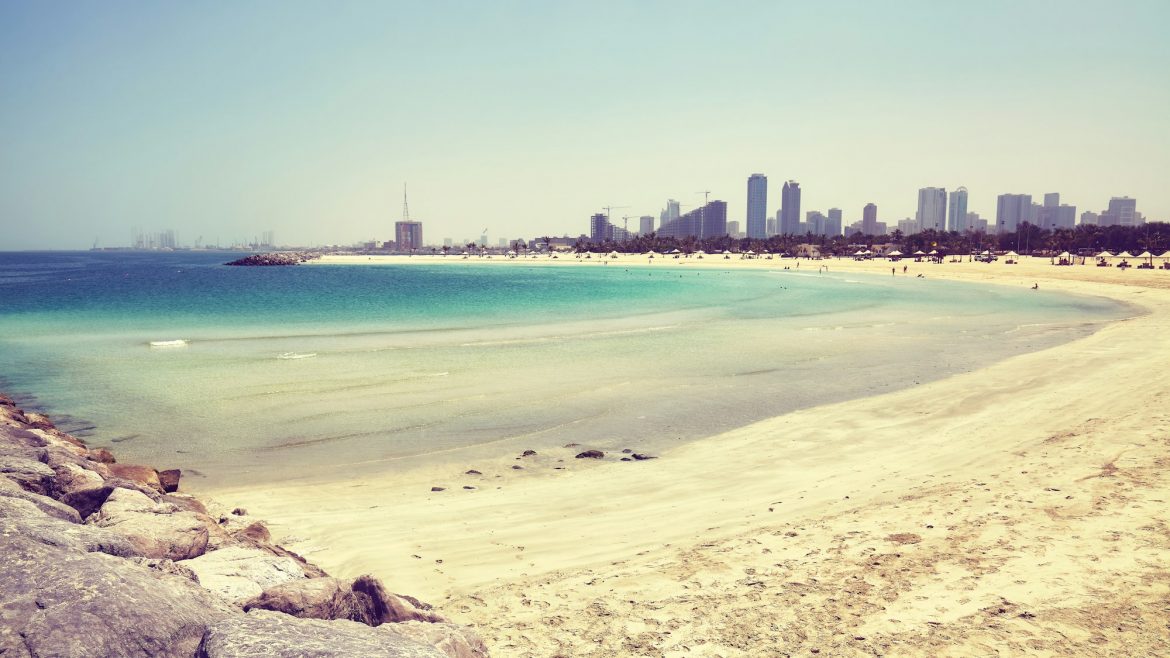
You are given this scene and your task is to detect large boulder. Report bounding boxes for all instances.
[0,475,82,523]
[0,454,55,493]
[0,529,235,658]
[88,487,210,560]
[182,545,309,603]
[107,463,164,493]
[0,495,138,557]
[243,575,448,626]
[384,621,490,658]
[197,610,447,658]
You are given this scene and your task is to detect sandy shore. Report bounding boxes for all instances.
[216,255,1170,656]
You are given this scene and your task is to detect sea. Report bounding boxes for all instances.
[0,251,1132,490]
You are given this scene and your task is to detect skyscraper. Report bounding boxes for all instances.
[947,187,969,232]
[639,215,654,235]
[395,221,423,251]
[1105,197,1138,226]
[825,208,843,237]
[916,187,947,233]
[995,194,1032,233]
[746,174,768,239]
[1044,192,1060,207]
[658,201,727,239]
[780,181,801,235]
[862,203,878,235]
[659,199,680,230]
[590,213,612,242]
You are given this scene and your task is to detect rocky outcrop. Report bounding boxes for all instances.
[197,610,448,657]
[0,397,490,658]
[225,252,321,266]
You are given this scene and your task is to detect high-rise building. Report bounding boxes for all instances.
[780,181,801,235]
[659,199,681,230]
[995,194,1032,233]
[658,201,727,239]
[862,203,878,235]
[639,215,654,235]
[1036,194,1077,230]
[1101,197,1138,227]
[1044,192,1060,207]
[948,187,969,232]
[1081,211,1099,226]
[826,208,842,237]
[805,211,826,236]
[916,187,947,233]
[590,213,613,242]
[766,217,777,236]
[727,221,742,237]
[746,174,768,239]
[395,221,423,251]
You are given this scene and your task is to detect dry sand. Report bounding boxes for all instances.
[215,255,1170,657]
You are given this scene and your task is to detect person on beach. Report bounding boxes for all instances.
[892,267,895,276]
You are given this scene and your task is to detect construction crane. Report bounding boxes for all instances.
[603,205,629,223]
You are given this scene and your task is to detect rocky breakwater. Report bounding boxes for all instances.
[225,252,321,266]
[0,393,488,658]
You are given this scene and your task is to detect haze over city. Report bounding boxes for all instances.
[2,1,1168,250]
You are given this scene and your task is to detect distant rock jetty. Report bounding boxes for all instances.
[0,392,488,658]
[225,252,321,266]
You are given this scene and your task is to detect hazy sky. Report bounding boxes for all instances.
[2,1,1168,249]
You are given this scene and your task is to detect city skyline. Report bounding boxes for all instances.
[2,2,1168,249]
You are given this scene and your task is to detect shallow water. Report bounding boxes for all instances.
[0,252,1131,489]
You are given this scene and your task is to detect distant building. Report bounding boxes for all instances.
[639,215,654,235]
[916,187,947,233]
[862,203,878,236]
[443,238,453,247]
[948,187,969,232]
[1036,194,1077,230]
[395,221,423,251]
[659,199,681,230]
[727,220,742,238]
[995,194,1032,233]
[1099,197,1138,227]
[746,174,768,239]
[1080,211,1099,226]
[498,238,508,248]
[658,201,727,240]
[590,213,613,242]
[1044,192,1060,207]
[826,208,842,237]
[780,181,801,235]
[897,218,918,235]
[766,217,777,236]
[805,211,826,236]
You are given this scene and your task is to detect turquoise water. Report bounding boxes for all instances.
[0,252,1131,489]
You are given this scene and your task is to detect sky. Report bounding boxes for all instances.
[2,0,1168,249]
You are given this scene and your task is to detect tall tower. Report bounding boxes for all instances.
[947,187,969,232]
[862,203,878,236]
[746,174,768,239]
[916,187,947,233]
[996,194,1032,233]
[780,181,801,235]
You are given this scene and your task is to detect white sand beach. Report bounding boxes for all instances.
[216,255,1170,656]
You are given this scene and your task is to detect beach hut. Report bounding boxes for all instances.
[887,250,903,261]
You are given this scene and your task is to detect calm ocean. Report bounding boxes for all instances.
[0,251,1130,489]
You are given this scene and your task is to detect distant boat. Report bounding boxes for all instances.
[277,352,317,360]
[149,339,189,348]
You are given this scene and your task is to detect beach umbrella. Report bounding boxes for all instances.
[669,248,681,254]
[1160,251,1170,259]
[928,249,938,255]
[1116,251,1134,258]
[913,250,926,255]
[853,249,866,256]
[745,250,756,255]
[608,251,619,258]
[1095,251,1113,259]
[1005,251,1019,257]
[888,250,903,256]
[1137,251,1153,258]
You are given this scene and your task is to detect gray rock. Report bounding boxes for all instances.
[197,610,447,658]
[183,545,308,603]
[382,621,490,658]
[0,530,234,658]
[0,454,55,492]
[0,495,138,557]
[0,475,82,523]
[88,487,210,560]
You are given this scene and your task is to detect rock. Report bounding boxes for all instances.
[224,252,320,267]
[47,458,106,498]
[0,530,234,658]
[563,443,580,448]
[0,495,138,557]
[0,454,55,492]
[620,449,633,454]
[87,446,117,463]
[465,469,481,475]
[233,521,271,544]
[886,533,923,545]
[575,450,604,459]
[23,412,55,430]
[521,450,537,457]
[384,621,490,658]
[107,463,164,493]
[431,486,446,492]
[352,575,449,624]
[511,465,523,470]
[232,507,247,516]
[88,487,210,560]
[197,609,447,657]
[159,468,182,493]
[632,453,657,461]
[183,545,309,603]
[462,486,476,490]
[61,483,115,518]
[0,476,82,523]
[243,577,354,619]
[163,492,210,515]
[128,556,202,582]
